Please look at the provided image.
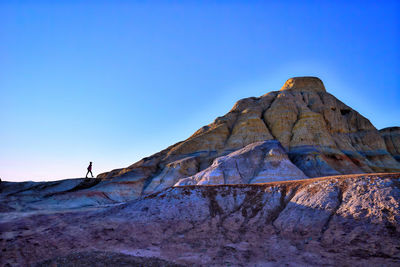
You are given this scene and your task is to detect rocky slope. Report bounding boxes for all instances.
[0,139,305,214]
[97,76,400,198]
[1,173,399,266]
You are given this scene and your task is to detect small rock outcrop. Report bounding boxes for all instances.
[176,140,307,186]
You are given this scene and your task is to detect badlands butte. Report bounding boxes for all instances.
[98,76,400,189]
[1,77,400,266]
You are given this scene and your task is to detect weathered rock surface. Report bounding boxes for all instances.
[1,173,399,266]
[0,177,152,213]
[380,127,400,162]
[96,76,400,199]
[176,140,307,186]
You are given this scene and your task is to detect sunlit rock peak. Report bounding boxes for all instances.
[280,76,326,93]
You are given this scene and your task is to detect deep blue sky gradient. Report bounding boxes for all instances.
[1,1,399,181]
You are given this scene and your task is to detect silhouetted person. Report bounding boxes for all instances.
[86,162,94,178]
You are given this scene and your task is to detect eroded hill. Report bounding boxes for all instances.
[96,77,400,198]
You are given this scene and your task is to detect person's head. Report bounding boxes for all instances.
[90,162,92,164]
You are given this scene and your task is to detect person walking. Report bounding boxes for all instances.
[86,162,94,178]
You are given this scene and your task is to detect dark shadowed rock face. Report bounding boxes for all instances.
[95,76,399,199]
[380,127,400,162]
[1,173,399,266]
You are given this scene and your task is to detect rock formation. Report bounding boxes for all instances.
[176,140,307,186]
[2,77,399,212]
[1,173,399,266]
[97,77,400,198]
[1,76,399,266]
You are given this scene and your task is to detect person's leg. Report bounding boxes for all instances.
[86,170,89,178]
[90,170,94,178]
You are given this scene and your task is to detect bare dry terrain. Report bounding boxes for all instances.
[1,173,399,266]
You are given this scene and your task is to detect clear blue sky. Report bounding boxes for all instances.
[1,1,399,182]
